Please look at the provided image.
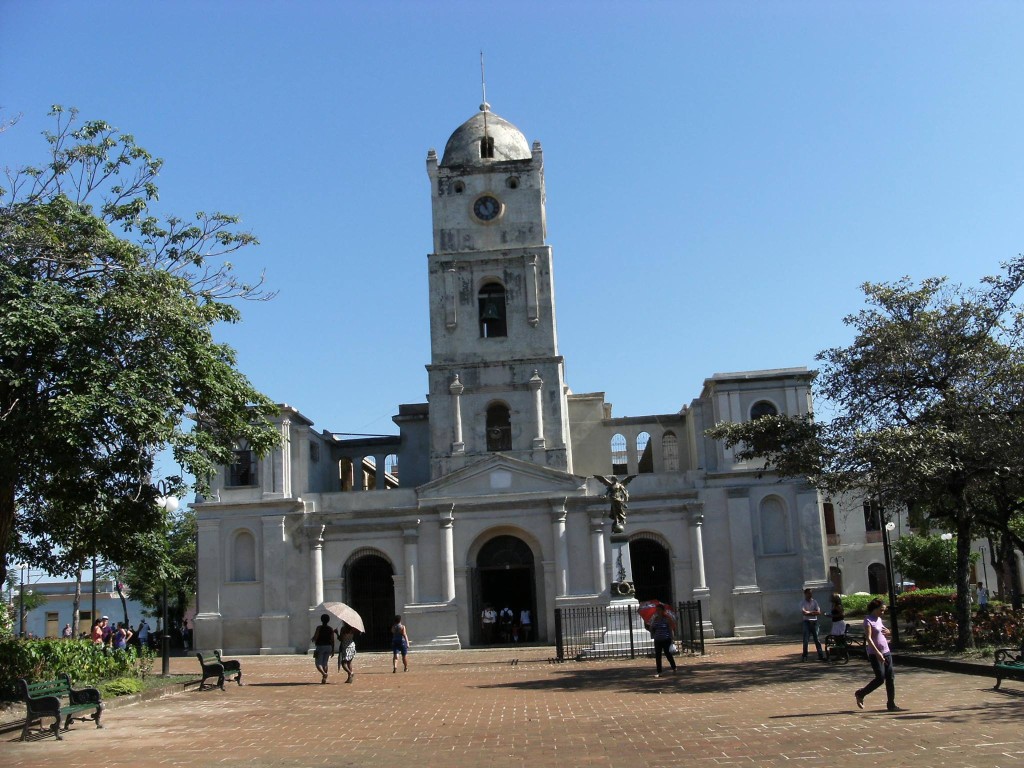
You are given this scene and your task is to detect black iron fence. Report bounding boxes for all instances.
[554,600,705,661]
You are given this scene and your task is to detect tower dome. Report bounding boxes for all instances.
[440,104,532,167]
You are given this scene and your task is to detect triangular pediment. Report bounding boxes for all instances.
[417,454,586,501]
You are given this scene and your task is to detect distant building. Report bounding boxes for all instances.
[194,104,833,654]
[9,578,147,638]
[825,492,1023,599]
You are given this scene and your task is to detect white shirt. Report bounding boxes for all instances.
[520,609,531,625]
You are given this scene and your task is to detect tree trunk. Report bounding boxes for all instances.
[954,516,975,651]
[1000,532,1023,610]
[0,480,15,588]
[73,566,83,639]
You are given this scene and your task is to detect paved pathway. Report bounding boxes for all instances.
[4,638,1023,767]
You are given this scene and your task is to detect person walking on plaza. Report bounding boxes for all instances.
[800,588,825,661]
[391,615,410,673]
[336,622,358,683]
[855,598,904,712]
[649,603,677,677]
[311,613,335,684]
[519,608,532,642]
[61,623,73,639]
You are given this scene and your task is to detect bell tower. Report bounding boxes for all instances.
[424,103,572,478]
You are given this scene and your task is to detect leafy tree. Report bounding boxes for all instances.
[116,506,197,627]
[891,534,976,588]
[0,107,280,586]
[708,261,1024,650]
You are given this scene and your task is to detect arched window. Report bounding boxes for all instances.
[750,400,778,420]
[227,439,257,487]
[339,457,353,492]
[662,432,679,472]
[478,283,507,338]
[760,496,789,554]
[486,403,512,451]
[636,432,653,473]
[232,531,257,582]
[610,433,627,474]
[384,454,399,488]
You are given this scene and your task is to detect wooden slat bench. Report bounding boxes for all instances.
[17,674,104,741]
[195,650,243,690]
[994,643,1024,691]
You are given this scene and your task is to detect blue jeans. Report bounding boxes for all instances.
[857,652,896,707]
[802,620,823,658]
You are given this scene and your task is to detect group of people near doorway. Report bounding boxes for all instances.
[480,604,532,644]
[312,614,411,684]
[801,588,905,713]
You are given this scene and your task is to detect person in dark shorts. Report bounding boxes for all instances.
[311,613,335,684]
[391,615,410,673]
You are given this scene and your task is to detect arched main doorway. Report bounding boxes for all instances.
[630,537,672,604]
[345,552,395,650]
[472,535,536,645]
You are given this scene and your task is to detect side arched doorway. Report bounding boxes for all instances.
[345,552,395,650]
[472,535,536,645]
[868,563,888,596]
[630,537,673,604]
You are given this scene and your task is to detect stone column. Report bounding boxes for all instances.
[550,500,568,597]
[689,509,708,591]
[260,515,290,653]
[280,419,292,498]
[688,506,715,639]
[439,506,456,602]
[310,525,325,608]
[727,489,765,636]
[525,254,540,327]
[590,515,607,595]
[450,375,465,454]
[195,517,223,651]
[403,522,420,604]
[530,370,546,450]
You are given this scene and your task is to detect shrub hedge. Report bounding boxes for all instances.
[0,638,154,700]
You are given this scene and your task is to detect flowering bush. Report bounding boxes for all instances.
[916,608,1024,651]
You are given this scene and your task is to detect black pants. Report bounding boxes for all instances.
[654,638,676,673]
[857,652,895,706]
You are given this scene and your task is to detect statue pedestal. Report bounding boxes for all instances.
[609,533,635,599]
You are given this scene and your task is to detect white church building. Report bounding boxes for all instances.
[193,104,832,654]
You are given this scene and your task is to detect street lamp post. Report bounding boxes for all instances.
[155,485,180,676]
[940,533,954,586]
[882,521,900,647]
[16,563,28,637]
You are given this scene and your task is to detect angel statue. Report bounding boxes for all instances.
[594,474,638,533]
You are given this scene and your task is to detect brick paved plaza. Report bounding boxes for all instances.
[4,637,1023,767]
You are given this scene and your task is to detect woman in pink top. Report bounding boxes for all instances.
[854,598,904,712]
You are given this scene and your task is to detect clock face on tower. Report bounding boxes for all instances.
[473,194,502,222]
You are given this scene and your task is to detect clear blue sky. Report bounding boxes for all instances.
[4,1,1023,443]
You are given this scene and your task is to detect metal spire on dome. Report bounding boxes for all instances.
[480,51,490,146]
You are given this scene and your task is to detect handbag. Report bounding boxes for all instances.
[668,642,678,654]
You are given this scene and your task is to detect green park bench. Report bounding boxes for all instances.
[195,649,243,690]
[993,642,1024,691]
[17,674,104,741]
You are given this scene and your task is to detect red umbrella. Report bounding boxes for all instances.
[637,600,674,625]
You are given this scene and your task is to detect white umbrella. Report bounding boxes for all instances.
[313,601,365,633]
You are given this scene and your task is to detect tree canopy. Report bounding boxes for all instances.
[708,260,1024,649]
[0,107,279,585]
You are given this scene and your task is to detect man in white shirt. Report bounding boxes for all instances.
[801,588,825,661]
[481,605,497,644]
